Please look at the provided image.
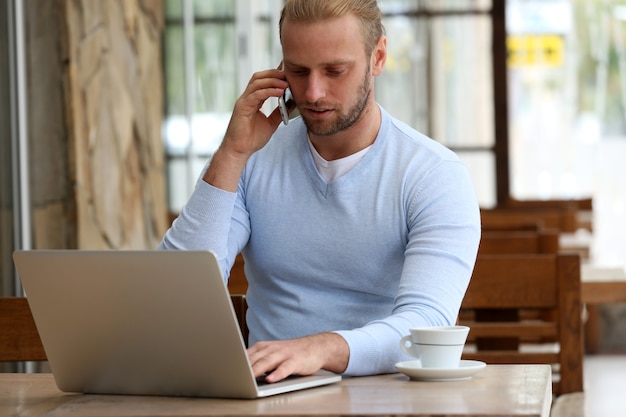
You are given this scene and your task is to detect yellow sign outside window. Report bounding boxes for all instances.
[507,34,564,67]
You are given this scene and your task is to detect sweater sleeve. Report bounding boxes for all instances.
[335,160,481,376]
[158,180,244,279]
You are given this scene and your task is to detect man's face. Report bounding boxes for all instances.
[281,15,383,137]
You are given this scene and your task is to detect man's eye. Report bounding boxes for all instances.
[327,69,344,76]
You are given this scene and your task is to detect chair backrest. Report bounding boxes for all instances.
[503,197,592,211]
[501,198,593,232]
[481,220,543,232]
[228,254,248,295]
[0,297,47,362]
[478,229,560,255]
[460,253,583,395]
[230,294,249,345]
[480,207,579,233]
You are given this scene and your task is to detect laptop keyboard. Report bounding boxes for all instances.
[256,374,302,386]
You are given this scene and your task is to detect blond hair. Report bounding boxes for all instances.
[279,0,385,57]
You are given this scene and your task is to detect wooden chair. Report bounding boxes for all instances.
[228,254,248,295]
[0,297,47,362]
[481,219,543,232]
[503,197,593,232]
[460,253,583,395]
[230,294,249,345]
[474,229,560,351]
[480,207,591,261]
[503,197,592,210]
[480,207,579,233]
[478,229,560,255]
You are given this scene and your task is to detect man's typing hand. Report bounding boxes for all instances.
[247,332,349,383]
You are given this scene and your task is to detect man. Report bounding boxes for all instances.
[159,0,481,383]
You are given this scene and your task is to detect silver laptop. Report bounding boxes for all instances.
[12,250,341,399]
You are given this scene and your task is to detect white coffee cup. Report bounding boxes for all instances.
[399,325,469,368]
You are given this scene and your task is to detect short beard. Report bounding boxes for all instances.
[303,65,372,137]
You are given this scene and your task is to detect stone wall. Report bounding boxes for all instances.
[26,0,167,250]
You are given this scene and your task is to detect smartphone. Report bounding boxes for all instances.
[278,87,293,125]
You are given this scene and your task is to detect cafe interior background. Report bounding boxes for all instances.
[1,0,625,373]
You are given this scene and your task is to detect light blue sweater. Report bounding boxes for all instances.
[159,107,481,376]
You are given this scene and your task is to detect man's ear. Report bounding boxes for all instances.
[371,36,387,76]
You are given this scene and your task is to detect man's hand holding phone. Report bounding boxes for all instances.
[202,65,294,192]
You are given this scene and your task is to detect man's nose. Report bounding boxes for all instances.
[304,73,327,103]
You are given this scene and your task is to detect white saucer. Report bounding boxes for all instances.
[395,360,486,381]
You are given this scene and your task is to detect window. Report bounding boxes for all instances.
[162,0,280,213]
[507,0,626,266]
[378,0,496,206]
